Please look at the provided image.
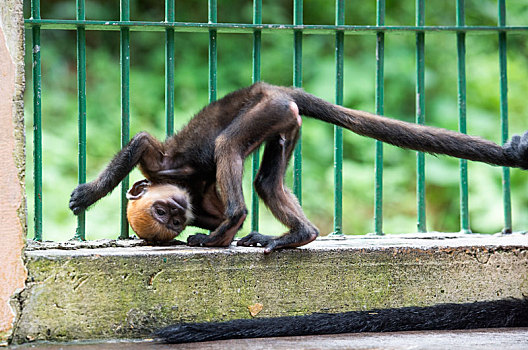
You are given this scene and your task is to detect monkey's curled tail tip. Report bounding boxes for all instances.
[504,130,528,170]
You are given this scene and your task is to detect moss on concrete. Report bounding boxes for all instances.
[13,235,528,343]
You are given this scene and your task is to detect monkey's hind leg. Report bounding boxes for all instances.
[187,94,301,247]
[238,129,319,253]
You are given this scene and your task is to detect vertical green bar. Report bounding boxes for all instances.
[209,0,217,103]
[166,0,175,136]
[74,0,87,241]
[456,0,471,234]
[293,0,303,203]
[374,0,385,235]
[415,0,426,233]
[251,0,262,233]
[416,0,427,232]
[498,0,512,233]
[31,0,42,241]
[332,0,344,235]
[120,0,131,239]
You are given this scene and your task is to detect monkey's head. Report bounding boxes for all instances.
[126,180,193,242]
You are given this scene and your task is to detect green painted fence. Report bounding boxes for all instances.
[26,0,523,241]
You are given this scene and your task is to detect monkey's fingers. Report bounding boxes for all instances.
[69,184,90,215]
[69,182,101,215]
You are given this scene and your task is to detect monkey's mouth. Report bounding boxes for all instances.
[165,221,185,233]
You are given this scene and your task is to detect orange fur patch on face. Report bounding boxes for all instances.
[126,183,192,242]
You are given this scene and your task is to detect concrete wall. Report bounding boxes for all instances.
[0,0,27,345]
[13,235,528,343]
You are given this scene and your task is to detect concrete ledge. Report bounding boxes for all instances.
[13,233,528,343]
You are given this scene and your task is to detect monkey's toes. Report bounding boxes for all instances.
[237,232,276,249]
[187,233,209,246]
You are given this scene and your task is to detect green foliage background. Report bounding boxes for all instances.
[24,0,528,241]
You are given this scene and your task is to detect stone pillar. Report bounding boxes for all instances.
[0,0,27,345]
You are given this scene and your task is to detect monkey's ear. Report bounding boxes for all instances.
[126,179,151,200]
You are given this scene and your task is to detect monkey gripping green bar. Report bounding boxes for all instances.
[119,0,131,240]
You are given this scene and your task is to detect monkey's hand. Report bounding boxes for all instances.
[237,232,279,254]
[69,182,102,215]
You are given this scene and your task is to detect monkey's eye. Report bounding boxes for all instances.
[155,208,166,216]
[173,219,181,226]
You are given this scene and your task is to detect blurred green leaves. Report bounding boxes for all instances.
[24,0,528,240]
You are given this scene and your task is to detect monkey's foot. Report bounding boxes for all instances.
[155,239,186,246]
[187,233,232,247]
[238,229,318,254]
[237,232,278,254]
[186,233,210,247]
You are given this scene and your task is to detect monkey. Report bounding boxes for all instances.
[125,180,194,242]
[69,82,528,252]
[155,297,528,343]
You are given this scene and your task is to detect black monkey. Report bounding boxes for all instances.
[69,82,528,252]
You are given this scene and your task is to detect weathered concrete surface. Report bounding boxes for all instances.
[9,328,528,350]
[0,0,26,345]
[13,233,528,343]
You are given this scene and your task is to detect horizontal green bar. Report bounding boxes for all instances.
[24,19,528,34]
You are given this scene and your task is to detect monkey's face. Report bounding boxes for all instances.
[126,180,193,242]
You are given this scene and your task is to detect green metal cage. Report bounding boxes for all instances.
[25,0,524,241]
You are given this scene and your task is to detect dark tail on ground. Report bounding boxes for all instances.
[155,298,528,344]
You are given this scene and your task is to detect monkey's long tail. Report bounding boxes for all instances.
[155,298,528,344]
[290,89,528,169]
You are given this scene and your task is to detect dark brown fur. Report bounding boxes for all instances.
[70,83,528,252]
[156,298,528,343]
